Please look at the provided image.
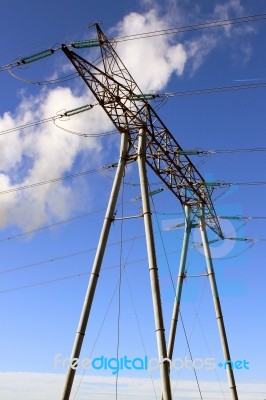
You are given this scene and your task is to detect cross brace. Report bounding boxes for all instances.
[61,24,223,239]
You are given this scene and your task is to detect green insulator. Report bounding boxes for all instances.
[219,216,242,220]
[21,49,55,64]
[71,40,101,49]
[148,188,164,196]
[130,94,157,101]
[208,239,220,245]
[64,104,93,117]
[176,150,199,155]
[205,182,220,187]
[230,237,250,241]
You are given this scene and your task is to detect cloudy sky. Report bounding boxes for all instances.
[0,0,266,399]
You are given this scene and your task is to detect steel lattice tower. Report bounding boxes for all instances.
[60,24,238,400]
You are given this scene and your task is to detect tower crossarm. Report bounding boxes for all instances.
[61,25,223,238]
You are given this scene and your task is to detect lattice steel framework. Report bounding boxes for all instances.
[61,24,223,238]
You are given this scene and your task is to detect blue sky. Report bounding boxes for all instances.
[0,0,266,399]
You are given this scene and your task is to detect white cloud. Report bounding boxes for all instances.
[214,0,244,23]
[183,0,255,73]
[0,86,112,230]
[185,33,218,74]
[214,0,244,21]
[0,372,265,400]
[0,6,190,233]
[114,9,187,92]
[114,0,255,84]
[213,0,256,40]
[0,0,257,231]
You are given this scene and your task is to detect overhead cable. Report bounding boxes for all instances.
[0,234,264,291]
[197,147,266,154]
[152,81,266,98]
[0,208,106,243]
[0,102,105,137]
[0,233,150,276]
[7,69,79,85]
[0,164,264,198]
[1,12,266,72]
[114,12,266,42]
[0,163,117,196]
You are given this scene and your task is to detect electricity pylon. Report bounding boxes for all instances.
[60,24,238,400]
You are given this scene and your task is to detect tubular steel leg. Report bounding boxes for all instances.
[167,205,191,360]
[199,207,238,400]
[137,128,172,400]
[61,131,129,400]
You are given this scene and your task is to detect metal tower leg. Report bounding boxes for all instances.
[137,128,172,400]
[167,205,191,360]
[61,131,129,400]
[199,207,238,400]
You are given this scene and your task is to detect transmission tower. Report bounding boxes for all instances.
[60,24,238,400]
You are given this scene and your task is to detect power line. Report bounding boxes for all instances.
[0,103,97,136]
[0,194,264,245]
[152,81,266,98]
[0,233,149,276]
[53,118,116,138]
[1,81,265,140]
[196,147,266,154]
[216,181,266,187]
[8,68,79,86]
[0,163,117,196]
[177,180,266,188]
[2,12,266,72]
[219,215,266,221]
[1,81,266,139]
[0,195,164,244]
[1,233,265,293]
[0,102,117,138]
[0,208,106,243]
[0,146,262,196]
[114,12,266,42]
[148,181,266,191]
[0,115,116,137]
[1,12,265,67]
[150,147,266,156]
[0,115,59,136]
[0,271,89,294]
[6,53,103,86]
